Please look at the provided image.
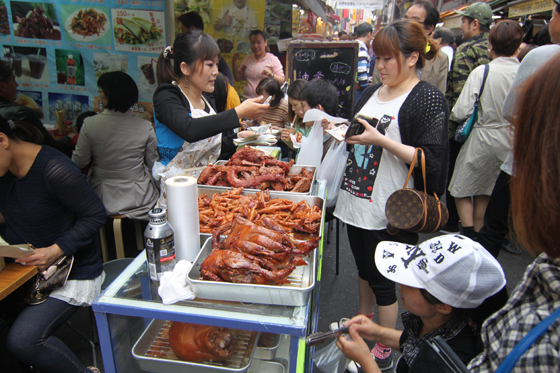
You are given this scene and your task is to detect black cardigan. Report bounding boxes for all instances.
[153,83,239,159]
[354,81,449,196]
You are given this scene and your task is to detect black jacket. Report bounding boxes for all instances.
[153,83,239,159]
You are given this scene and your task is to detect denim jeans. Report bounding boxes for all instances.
[7,297,88,373]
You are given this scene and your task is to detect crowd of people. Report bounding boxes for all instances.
[0,2,560,373]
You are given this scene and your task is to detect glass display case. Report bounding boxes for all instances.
[93,181,326,373]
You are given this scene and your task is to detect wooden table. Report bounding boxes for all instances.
[0,263,37,301]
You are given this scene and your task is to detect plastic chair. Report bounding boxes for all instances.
[99,215,143,262]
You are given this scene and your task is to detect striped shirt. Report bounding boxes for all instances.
[262,98,289,127]
[357,39,371,91]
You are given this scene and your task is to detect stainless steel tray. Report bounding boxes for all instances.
[198,161,316,196]
[187,238,316,306]
[132,319,258,373]
[197,187,325,240]
[254,333,281,360]
[248,360,285,373]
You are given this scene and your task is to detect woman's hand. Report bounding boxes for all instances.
[234,96,270,120]
[262,69,273,78]
[337,328,382,373]
[240,120,248,130]
[280,128,293,143]
[232,53,241,65]
[237,130,256,138]
[321,119,336,134]
[345,118,385,146]
[15,244,65,272]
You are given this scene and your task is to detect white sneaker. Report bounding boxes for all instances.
[329,317,351,332]
[346,361,360,373]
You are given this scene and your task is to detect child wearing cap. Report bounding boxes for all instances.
[336,234,506,373]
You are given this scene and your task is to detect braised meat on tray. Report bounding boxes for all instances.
[198,147,313,192]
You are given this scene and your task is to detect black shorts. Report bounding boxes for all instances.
[347,224,417,306]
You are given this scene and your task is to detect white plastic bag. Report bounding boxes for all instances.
[152,161,184,181]
[317,140,349,208]
[296,119,323,168]
[312,339,351,373]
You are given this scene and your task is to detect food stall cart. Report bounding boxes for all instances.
[93,180,327,373]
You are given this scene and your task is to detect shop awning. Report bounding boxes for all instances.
[295,0,329,20]
[508,0,555,17]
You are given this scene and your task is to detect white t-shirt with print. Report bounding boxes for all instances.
[334,88,413,230]
[218,3,258,39]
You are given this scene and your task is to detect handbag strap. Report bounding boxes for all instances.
[494,306,560,373]
[402,148,428,194]
[476,64,490,105]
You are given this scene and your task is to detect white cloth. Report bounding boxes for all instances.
[449,57,519,198]
[158,260,195,305]
[334,89,412,230]
[217,3,258,39]
[441,46,454,71]
[50,271,105,306]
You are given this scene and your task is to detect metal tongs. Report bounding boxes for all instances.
[305,326,350,346]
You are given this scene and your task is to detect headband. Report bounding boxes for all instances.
[8,119,15,130]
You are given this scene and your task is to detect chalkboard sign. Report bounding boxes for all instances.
[288,41,358,120]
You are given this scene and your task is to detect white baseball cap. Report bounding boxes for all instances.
[375,234,506,309]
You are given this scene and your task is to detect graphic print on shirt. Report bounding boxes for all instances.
[342,114,395,200]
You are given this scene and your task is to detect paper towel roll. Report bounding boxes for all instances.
[165,176,200,262]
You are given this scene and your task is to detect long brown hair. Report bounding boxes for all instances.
[372,20,440,73]
[511,52,560,258]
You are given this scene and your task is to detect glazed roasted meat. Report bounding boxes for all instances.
[198,147,313,192]
[200,217,320,285]
[198,188,322,236]
[200,249,295,285]
[169,322,234,363]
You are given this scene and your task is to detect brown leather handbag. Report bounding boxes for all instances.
[385,148,448,234]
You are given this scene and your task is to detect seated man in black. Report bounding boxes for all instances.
[0,60,74,154]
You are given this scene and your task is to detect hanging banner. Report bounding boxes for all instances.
[508,0,554,18]
[335,0,383,11]
[2,0,166,125]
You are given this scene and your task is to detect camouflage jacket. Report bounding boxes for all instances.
[446,32,490,137]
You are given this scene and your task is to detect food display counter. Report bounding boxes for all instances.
[93,180,327,373]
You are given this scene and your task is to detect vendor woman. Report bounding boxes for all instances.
[153,30,269,168]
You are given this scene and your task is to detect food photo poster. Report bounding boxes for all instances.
[2,0,167,124]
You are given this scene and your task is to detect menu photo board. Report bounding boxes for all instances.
[288,41,358,120]
[1,0,166,125]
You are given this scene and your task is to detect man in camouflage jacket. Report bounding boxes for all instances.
[446,2,493,137]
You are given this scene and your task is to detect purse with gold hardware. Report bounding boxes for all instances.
[22,251,74,306]
[385,148,448,234]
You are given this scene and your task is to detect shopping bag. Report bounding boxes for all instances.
[296,119,323,168]
[317,140,349,208]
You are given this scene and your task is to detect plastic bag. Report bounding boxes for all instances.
[296,119,323,168]
[152,161,184,181]
[312,339,351,373]
[317,140,349,208]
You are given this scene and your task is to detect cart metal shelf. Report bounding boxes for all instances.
[93,180,327,373]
